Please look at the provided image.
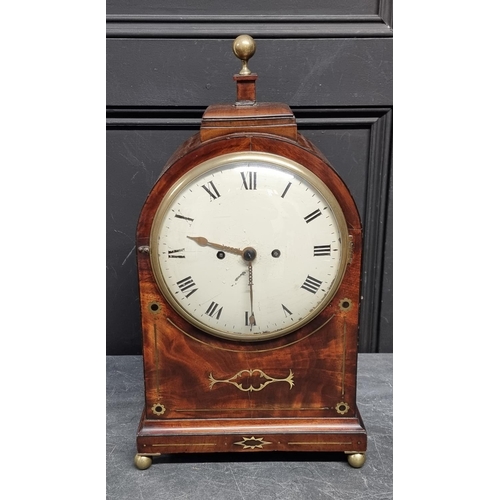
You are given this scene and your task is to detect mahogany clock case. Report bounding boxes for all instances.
[135,128,366,459]
[107,2,393,472]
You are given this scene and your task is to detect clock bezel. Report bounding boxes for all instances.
[149,151,350,342]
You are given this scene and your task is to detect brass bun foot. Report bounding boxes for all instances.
[134,454,153,470]
[346,452,366,468]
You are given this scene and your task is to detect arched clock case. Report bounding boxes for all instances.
[133,36,367,470]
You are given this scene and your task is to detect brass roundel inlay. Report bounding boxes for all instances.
[151,403,166,416]
[149,302,161,314]
[335,402,350,415]
[339,298,353,312]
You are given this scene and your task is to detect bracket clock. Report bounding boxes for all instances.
[134,35,367,470]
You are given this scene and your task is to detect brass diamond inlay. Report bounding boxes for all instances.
[234,436,272,450]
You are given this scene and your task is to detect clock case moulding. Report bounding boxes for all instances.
[134,38,367,469]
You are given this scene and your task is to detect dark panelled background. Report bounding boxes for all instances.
[106,1,393,354]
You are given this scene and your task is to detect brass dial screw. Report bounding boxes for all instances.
[232,35,256,75]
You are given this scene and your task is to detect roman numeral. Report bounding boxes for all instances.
[304,209,322,223]
[281,181,292,198]
[168,248,185,258]
[201,181,221,200]
[281,304,293,317]
[313,245,331,256]
[245,311,256,326]
[301,275,323,294]
[241,171,257,190]
[174,214,194,222]
[176,276,198,298]
[206,301,223,319]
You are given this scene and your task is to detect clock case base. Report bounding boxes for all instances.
[136,409,367,456]
[134,72,367,468]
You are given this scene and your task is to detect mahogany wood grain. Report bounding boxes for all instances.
[200,96,297,141]
[234,73,258,103]
[135,84,366,460]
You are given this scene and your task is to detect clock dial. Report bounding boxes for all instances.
[150,152,349,341]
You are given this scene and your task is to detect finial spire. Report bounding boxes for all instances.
[232,35,256,76]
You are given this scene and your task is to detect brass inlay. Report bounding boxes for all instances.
[166,314,336,353]
[335,401,350,415]
[209,369,294,392]
[149,301,161,314]
[151,443,216,447]
[234,437,272,450]
[175,406,331,412]
[339,298,353,312]
[342,317,346,396]
[289,441,352,446]
[154,322,160,396]
[151,403,166,416]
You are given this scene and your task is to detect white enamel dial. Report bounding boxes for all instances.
[150,152,349,341]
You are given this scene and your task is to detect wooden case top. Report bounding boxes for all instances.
[200,72,297,141]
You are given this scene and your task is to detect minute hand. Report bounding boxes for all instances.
[187,236,244,256]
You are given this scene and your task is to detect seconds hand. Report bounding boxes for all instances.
[247,262,256,330]
[242,247,257,331]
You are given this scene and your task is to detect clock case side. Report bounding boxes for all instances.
[134,79,366,459]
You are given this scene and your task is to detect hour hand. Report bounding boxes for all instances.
[187,236,244,256]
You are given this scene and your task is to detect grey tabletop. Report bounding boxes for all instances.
[106,353,393,500]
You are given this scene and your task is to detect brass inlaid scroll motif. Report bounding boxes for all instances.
[208,368,294,392]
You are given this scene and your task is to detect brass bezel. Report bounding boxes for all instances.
[150,151,350,342]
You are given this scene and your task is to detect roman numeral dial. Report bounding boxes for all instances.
[176,276,198,298]
[313,245,331,256]
[201,181,221,200]
[241,171,257,190]
[301,275,323,294]
[206,301,223,319]
[304,208,322,223]
[150,154,349,341]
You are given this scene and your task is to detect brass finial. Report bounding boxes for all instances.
[232,35,256,76]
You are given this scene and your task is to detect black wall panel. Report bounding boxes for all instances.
[106,2,393,354]
[107,0,381,18]
[107,39,392,107]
